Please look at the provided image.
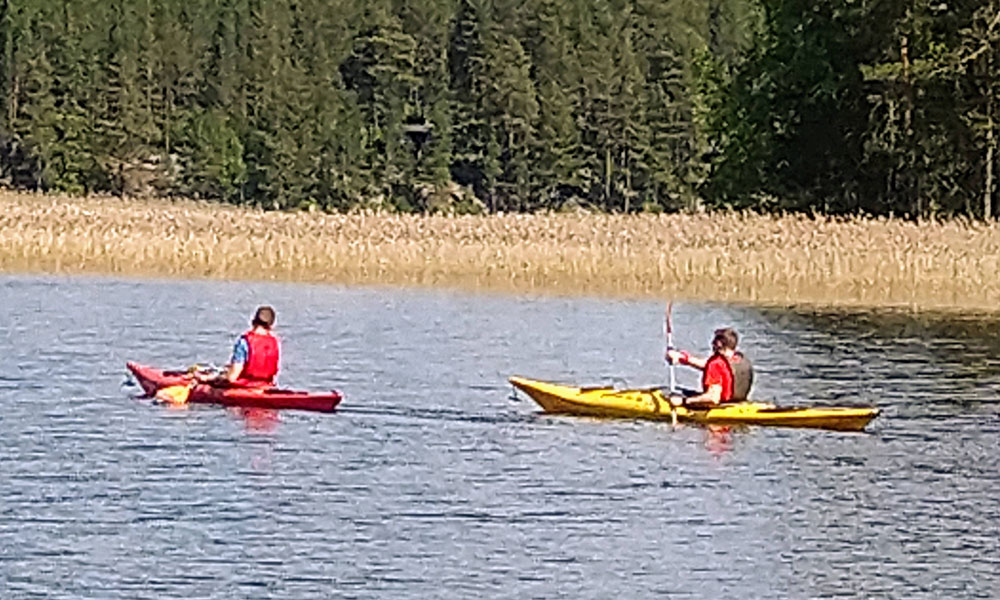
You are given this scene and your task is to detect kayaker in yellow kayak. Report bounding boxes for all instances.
[197,306,281,387]
[665,327,753,406]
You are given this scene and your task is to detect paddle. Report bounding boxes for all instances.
[155,382,194,405]
[154,364,220,405]
[665,302,678,426]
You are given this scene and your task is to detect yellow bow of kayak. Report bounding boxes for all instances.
[509,376,879,432]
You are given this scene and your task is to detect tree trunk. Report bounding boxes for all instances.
[165,86,173,155]
[623,147,631,213]
[986,16,997,221]
[604,145,611,210]
[987,98,994,220]
[1,0,10,125]
[902,31,917,216]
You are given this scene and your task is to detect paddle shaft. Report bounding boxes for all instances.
[665,302,678,426]
[666,303,676,394]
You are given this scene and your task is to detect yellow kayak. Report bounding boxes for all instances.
[509,376,880,432]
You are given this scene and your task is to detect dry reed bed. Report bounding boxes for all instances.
[1,191,998,311]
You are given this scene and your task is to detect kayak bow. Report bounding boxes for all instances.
[509,376,879,432]
[127,362,342,413]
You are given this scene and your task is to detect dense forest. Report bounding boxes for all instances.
[0,0,997,218]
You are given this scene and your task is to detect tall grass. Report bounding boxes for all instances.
[2,191,998,311]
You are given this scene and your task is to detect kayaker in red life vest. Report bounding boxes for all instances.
[665,327,754,407]
[197,306,280,387]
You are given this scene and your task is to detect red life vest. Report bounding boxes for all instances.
[702,353,735,402]
[702,352,754,402]
[237,330,279,386]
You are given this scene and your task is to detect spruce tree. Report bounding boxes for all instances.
[525,0,586,210]
[341,0,420,209]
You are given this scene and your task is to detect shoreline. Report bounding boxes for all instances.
[3,192,999,313]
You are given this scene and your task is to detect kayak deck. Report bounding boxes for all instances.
[127,362,342,413]
[509,376,879,432]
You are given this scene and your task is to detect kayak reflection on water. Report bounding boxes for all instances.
[231,407,281,433]
[666,327,754,408]
[197,306,281,388]
[703,425,734,457]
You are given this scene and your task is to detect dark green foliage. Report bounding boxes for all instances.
[524,0,586,208]
[858,0,998,218]
[706,0,997,218]
[0,0,995,218]
[340,0,422,209]
[178,110,245,201]
[707,0,870,211]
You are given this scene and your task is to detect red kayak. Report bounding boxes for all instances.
[126,362,342,413]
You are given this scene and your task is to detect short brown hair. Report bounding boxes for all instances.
[712,327,738,351]
[252,305,276,328]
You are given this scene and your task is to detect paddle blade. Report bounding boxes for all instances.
[156,384,192,405]
[665,302,673,336]
[665,301,677,394]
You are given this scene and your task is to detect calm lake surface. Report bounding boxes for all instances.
[1,275,998,599]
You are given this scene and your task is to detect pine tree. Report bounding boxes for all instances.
[239,0,320,208]
[525,0,586,209]
[11,1,60,190]
[448,0,491,206]
[482,29,538,211]
[576,1,648,211]
[396,0,454,205]
[341,0,420,208]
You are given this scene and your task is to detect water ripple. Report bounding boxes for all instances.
[0,276,998,598]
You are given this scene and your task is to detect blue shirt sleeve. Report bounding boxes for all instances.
[230,337,249,365]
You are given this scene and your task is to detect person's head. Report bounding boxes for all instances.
[252,305,276,329]
[711,327,738,353]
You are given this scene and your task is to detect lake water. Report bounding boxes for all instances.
[1,276,998,599]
